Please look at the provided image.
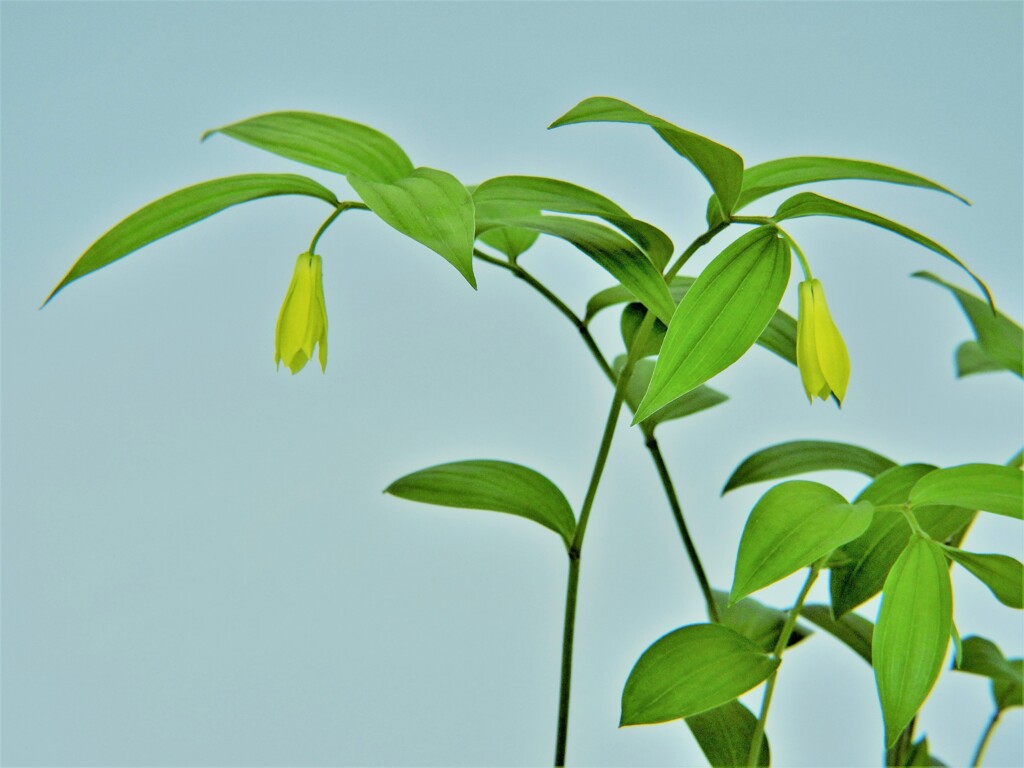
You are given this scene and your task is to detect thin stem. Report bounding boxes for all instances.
[554,322,648,767]
[747,562,822,767]
[645,435,720,623]
[730,215,775,226]
[776,226,813,281]
[665,220,730,280]
[971,710,1001,767]
[308,201,369,254]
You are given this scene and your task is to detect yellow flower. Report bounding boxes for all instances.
[275,252,327,374]
[797,279,849,404]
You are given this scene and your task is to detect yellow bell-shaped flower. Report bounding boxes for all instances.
[796,279,849,404]
[275,252,328,374]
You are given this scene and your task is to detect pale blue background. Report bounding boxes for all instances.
[3,1,1022,766]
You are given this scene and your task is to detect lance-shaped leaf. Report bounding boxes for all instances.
[685,699,770,767]
[349,167,477,287]
[620,303,667,359]
[384,460,576,548]
[585,277,695,322]
[45,174,339,304]
[550,96,744,215]
[706,156,969,225]
[831,464,973,617]
[731,481,873,603]
[956,636,1023,711]
[914,271,1023,378]
[620,623,778,725]
[909,463,1023,520]
[800,604,874,664]
[632,227,791,424]
[473,175,674,269]
[478,214,676,323]
[874,537,953,747]
[712,590,811,653]
[202,111,414,182]
[723,440,897,494]
[614,356,728,432]
[773,192,992,307]
[941,546,1023,609]
[478,227,539,261]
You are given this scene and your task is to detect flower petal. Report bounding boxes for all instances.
[810,280,850,403]
[797,281,826,402]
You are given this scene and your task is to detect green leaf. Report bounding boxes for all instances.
[941,547,1023,608]
[909,464,1023,520]
[730,481,873,603]
[45,174,339,304]
[799,603,874,664]
[620,303,667,359]
[773,192,992,307]
[905,736,942,768]
[831,464,973,617]
[874,537,953,747]
[550,96,744,214]
[620,623,778,725]
[723,440,897,494]
[348,167,477,288]
[712,590,811,653]
[632,227,791,424]
[384,459,576,548]
[685,699,770,767]
[585,276,695,323]
[478,214,676,323]
[478,227,539,260]
[956,636,1023,711]
[707,156,968,225]
[914,271,1023,377]
[956,341,1006,377]
[615,356,728,432]
[472,175,674,269]
[202,111,414,182]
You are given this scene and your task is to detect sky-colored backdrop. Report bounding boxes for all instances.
[3,2,1022,766]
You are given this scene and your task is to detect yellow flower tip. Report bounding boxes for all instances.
[275,252,328,375]
[796,279,850,405]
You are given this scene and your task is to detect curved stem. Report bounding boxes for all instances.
[308,201,369,254]
[747,562,822,767]
[776,226,813,281]
[645,435,720,623]
[665,220,730,280]
[971,710,1001,767]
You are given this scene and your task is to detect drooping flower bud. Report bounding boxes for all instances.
[275,252,327,374]
[796,279,849,404]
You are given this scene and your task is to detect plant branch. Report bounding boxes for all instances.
[971,710,1002,767]
[747,561,822,767]
[309,201,369,254]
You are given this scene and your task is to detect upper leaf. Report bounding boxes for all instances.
[909,463,1023,520]
[711,590,811,654]
[473,175,674,269]
[773,192,993,308]
[685,699,770,767]
[706,156,969,225]
[478,214,676,323]
[723,440,897,494]
[620,623,778,726]
[45,174,338,304]
[914,271,1023,378]
[730,480,873,604]
[941,546,1023,609]
[203,111,414,182]
[799,604,874,664]
[873,537,953,747]
[384,459,576,548]
[615,356,728,433]
[549,96,744,215]
[632,227,791,424]
[348,167,477,287]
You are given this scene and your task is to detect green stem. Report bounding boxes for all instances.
[886,718,916,766]
[644,434,720,623]
[308,201,369,254]
[747,562,822,767]
[665,220,730,279]
[971,710,1001,767]
[554,337,642,767]
[776,226,813,281]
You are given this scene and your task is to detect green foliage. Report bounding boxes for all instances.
[941,547,1024,609]
[620,623,778,726]
[799,604,874,664]
[723,440,897,494]
[731,481,873,603]
[615,356,728,433]
[874,537,953,747]
[685,699,770,767]
[957,636,1023,712]
[385,459,576,548]
[632,227,791,423]
[909,463,1024,520]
